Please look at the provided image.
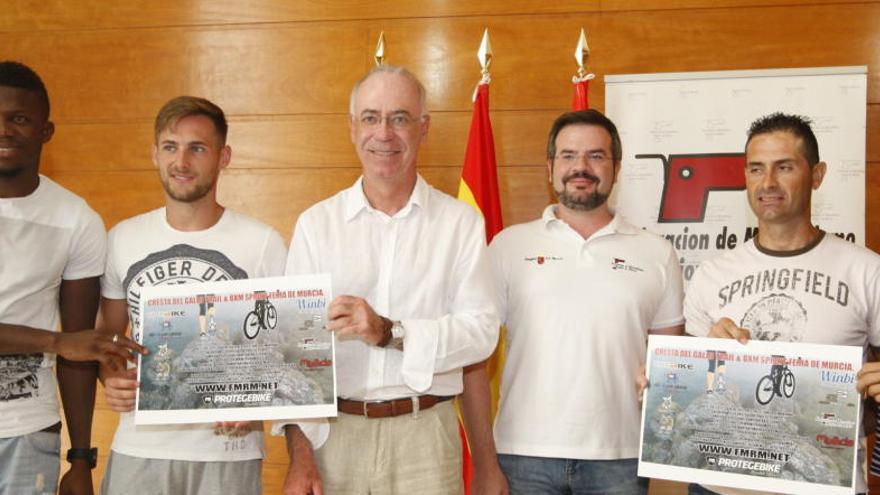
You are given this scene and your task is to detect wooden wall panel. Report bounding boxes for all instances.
[1,0,856,32]
[868,162,880,250]
[1,25,370,121]
[4,3,880,124]
[18,2,880,495]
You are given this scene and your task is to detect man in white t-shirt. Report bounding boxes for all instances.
[98,96,287,494]
[685,113,880,495]
[278,65,500,495]
[470,109,685,494]
[0,60,144,495]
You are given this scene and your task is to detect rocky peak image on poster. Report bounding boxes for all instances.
[639,335,861,495]
[135,274,336,424]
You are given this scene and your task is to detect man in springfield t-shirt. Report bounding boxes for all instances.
[98,96,286,495]
[685,113,880,495]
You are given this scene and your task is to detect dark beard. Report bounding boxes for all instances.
[555,169,609,211]
[556,187,608,211]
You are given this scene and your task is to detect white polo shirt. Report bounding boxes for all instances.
[491,205,684,460]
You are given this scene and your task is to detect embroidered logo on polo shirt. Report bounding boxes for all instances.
[524,255,563,265]
[611,257,644,272]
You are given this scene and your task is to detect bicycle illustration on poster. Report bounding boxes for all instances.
[135,274,336,425]
[639,335,861,495]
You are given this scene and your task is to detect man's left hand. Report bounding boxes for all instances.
[636,364,649,404]
[472,463,509,495]
[857,362,880,401]
[327,295,388,346]
[59,462,93,495]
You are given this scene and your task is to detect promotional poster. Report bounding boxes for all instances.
[640,335,862,495]
[135,274,336,424]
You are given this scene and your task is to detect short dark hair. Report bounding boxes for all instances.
[0,61,50,118]
[546,109,622,162]
[154,96,228,144]
[746,112,819,166]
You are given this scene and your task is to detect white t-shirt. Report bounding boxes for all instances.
[101,207,287,461]
[0,176,106,438]
[685,233,880,495]
[491,206,684,460]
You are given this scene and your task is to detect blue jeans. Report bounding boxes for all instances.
[498,454,648,495]
[0,429,60,495]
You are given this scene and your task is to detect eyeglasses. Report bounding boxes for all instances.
[357,112,421,129]
[553,152,612,166]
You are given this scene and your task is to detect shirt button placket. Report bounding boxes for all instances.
[367,216,398,394]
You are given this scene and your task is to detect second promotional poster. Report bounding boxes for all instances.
[640,335,862,495]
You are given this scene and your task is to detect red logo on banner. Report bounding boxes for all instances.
[636,153,746,223]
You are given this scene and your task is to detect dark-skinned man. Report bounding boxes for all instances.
[0,61,143,495]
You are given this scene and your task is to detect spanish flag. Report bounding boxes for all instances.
[458,82,503,242]
[572,76,590,110]
[457,79,503,495]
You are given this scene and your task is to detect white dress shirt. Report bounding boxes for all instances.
[274,175,500,447]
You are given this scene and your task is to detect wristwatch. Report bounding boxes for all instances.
[66,447,98,469]
[388,320,405,351]
[378,317,405,350]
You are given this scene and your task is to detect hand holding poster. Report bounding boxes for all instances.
[135,274,336,424]
[639,335,862,495]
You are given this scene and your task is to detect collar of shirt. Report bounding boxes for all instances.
[0,174,47,207]
[541,204,641,242]
[343,175,430,222]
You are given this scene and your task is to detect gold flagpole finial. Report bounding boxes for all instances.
[574,28,590,78]
[374,31,386,66]
[478,28,493,77]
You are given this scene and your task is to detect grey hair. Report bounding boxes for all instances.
[349,65,428,117]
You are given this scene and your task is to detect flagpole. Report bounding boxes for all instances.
[457,28,505,495]
[572,28,594,110]
[374,31,385,66]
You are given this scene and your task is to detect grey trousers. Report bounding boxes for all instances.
[100,451,262,495]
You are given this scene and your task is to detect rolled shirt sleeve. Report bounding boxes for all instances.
[399,213,499,391]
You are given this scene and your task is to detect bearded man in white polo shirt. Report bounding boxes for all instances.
[479,109,685,494]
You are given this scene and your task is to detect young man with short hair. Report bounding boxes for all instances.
[99,96,286,494]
